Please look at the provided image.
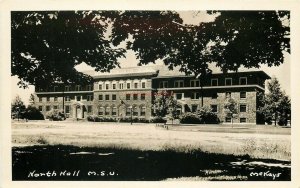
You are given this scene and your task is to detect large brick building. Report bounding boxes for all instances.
[34,65,270,124]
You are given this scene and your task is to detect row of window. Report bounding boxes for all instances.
[225,117,248,123]
[38,85,93,92]
[159,77,248,88]
[208,104,248,113]
[39,95,94,102]
[98,106,146,116]
[174,91,247,100]
[38,105,71,113]
[98,93,146,101]
[99,82,146,90]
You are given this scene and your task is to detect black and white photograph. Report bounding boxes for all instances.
[1,0,300,187]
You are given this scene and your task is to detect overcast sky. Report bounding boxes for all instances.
[11,11,291,105]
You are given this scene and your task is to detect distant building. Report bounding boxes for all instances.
[34,65,270,124]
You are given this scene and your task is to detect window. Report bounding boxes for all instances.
[75,85,81,91]
[212,93,218,99]
[240,77,247,85]
[175,93,183,100]
[133,106,138,116]
[126,107,131,116]
[225,78,232,86]
[211,105,218,113]
[99,84,103,90]
[119,83,124,89]
[65,105,70,114]
[141,107,146,116]
[141,82,146,88]
[191,105,198,112]
[190,80,200,87]
[87,95,93,101]
[174,80,184,88]
[225,92,231,98]
[159,81,168,88]
[240,104,247,112]
[63,96,69,102]
[112,107,117,116]
[87,105,92,113]
[225,117,232,123]
[98,95,103,101]
[211,78,218,86]
[87,85,92,91]
[112,94,117,101]
[38,106,43,111]
[141,93,146,100]
[105,84,109,90]
[133,94,138,100]
[105,95,110,101]
[53,105,58,109]
[191,92,199,100]
[39,97,42,102]
[134,83,138,89]
[65,86,70,91]
[105,107,110,115]
[46,106,51,111]
[127,83,131,89]
[126,94,131,100]
[98,107,104,116]
[47,97,50,102]
[54,86,58,92]
[76,96,81,101]
[240,118,247,123]
[240,91,246,99]
[54,97,58,102]
[112,84,116,89]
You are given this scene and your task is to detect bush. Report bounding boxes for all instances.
[87,115,117,122]
[197,106,220,124]
[150,116,167,124]
[46,109,65,121]
[24,106,45,120]
[180,112,201,124]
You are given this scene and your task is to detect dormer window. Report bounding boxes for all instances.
[225,78,232,86]
[211,78,218,86]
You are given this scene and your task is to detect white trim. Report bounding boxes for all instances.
[36,91,93,94]
[157,84,265,91]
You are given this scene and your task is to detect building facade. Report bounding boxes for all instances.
[34,65,270,124]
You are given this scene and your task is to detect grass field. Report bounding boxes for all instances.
[11,120,291,161]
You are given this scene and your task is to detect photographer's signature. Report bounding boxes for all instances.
[249,171,281,180]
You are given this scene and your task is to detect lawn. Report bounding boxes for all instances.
[11,120,291,161]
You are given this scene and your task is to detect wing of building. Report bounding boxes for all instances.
[34,64,270,124]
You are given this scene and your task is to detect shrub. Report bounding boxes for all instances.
[197,106,220,124]
[150,116,167,124]
[180,112,201,124]
[46,109,65,121]
[24,106,45,120]
[87,116,117,122]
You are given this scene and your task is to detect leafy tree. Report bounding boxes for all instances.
[24,106,45,120]
[29,93,36,106]
[152,90,178,121]
[223,97,238,125]
[258,77,291,126]
[11,11,125,88]
[11,95,26,119]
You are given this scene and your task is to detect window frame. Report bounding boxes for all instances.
[225,78,232,86]
[211,78,218,86]
[239,104,247,112]
[239,77,247,85]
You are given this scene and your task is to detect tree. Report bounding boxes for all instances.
[29,93,36,106]
[12,11,125,88]
[111,11,289,106]
[152,90,178,122]
[11,95,26,120]
[12,11,290,90]
[258,77,291,126]
[224,97,238,125]
[166,92,179,124]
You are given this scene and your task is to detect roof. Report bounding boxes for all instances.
[82,64,270,79]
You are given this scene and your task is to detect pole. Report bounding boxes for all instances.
[131,107,133,125]
[62,90,65,116]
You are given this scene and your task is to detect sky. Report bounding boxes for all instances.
[11,11,291,105]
